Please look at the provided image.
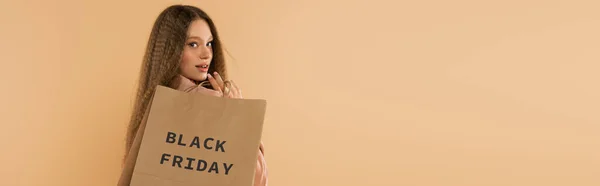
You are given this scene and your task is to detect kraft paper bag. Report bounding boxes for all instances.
[130,85,267,186]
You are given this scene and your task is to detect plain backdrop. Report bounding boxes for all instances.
[1,0,599,185]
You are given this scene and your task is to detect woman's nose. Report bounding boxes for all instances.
[199,46,212,60]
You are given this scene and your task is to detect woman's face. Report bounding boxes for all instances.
[180,19,213,82]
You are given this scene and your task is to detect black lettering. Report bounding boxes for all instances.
[204,138,214,150]
[223,163,234,175]
[184,157,196,170]
[160,153,171,164]
[215,140,226,152]
[177,134,186,146]
[190,137,201,148]
[196,159,207,171]
[166,132,176,143]
[208,162,219,174]
[173,155,183,168]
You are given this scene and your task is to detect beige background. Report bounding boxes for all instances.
[1,0,598,185]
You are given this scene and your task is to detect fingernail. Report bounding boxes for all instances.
[207,74,213,78]
[214,72,219,75]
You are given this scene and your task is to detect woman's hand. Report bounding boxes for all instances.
[254,142,269,186]
[207,72,242,99]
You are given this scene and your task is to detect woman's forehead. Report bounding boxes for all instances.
[187,19,212,40]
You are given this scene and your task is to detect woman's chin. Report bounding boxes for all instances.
[197,74,208,81]
[185,74,207,82]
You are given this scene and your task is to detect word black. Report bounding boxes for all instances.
[165,132,226,152]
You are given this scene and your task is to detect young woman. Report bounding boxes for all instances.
[118,5,268,186]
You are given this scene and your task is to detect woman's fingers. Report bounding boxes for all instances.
[254,152,269,186]
[206,72,242,99]
[259,141,264,155]
[207,73,222,93]
[223,81,233,98]
[254,149,268,186]
[258,142,267,180]
[222,80,242,99]
[213,72,226,90]
[230,80,242,98]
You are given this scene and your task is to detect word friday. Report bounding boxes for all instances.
[160,153,234,175]
[159,131,233,175]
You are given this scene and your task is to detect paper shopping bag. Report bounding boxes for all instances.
[130,85,267,186]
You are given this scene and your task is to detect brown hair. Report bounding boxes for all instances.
[124,5,227,160]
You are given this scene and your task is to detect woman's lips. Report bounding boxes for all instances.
[196,64,209,72]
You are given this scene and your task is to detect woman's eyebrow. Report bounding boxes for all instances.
[187,36,214,41]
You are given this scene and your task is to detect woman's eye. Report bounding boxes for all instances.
[206,41,213,47]
[188,42,199,48]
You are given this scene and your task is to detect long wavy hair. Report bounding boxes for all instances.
[124,4,227,161]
